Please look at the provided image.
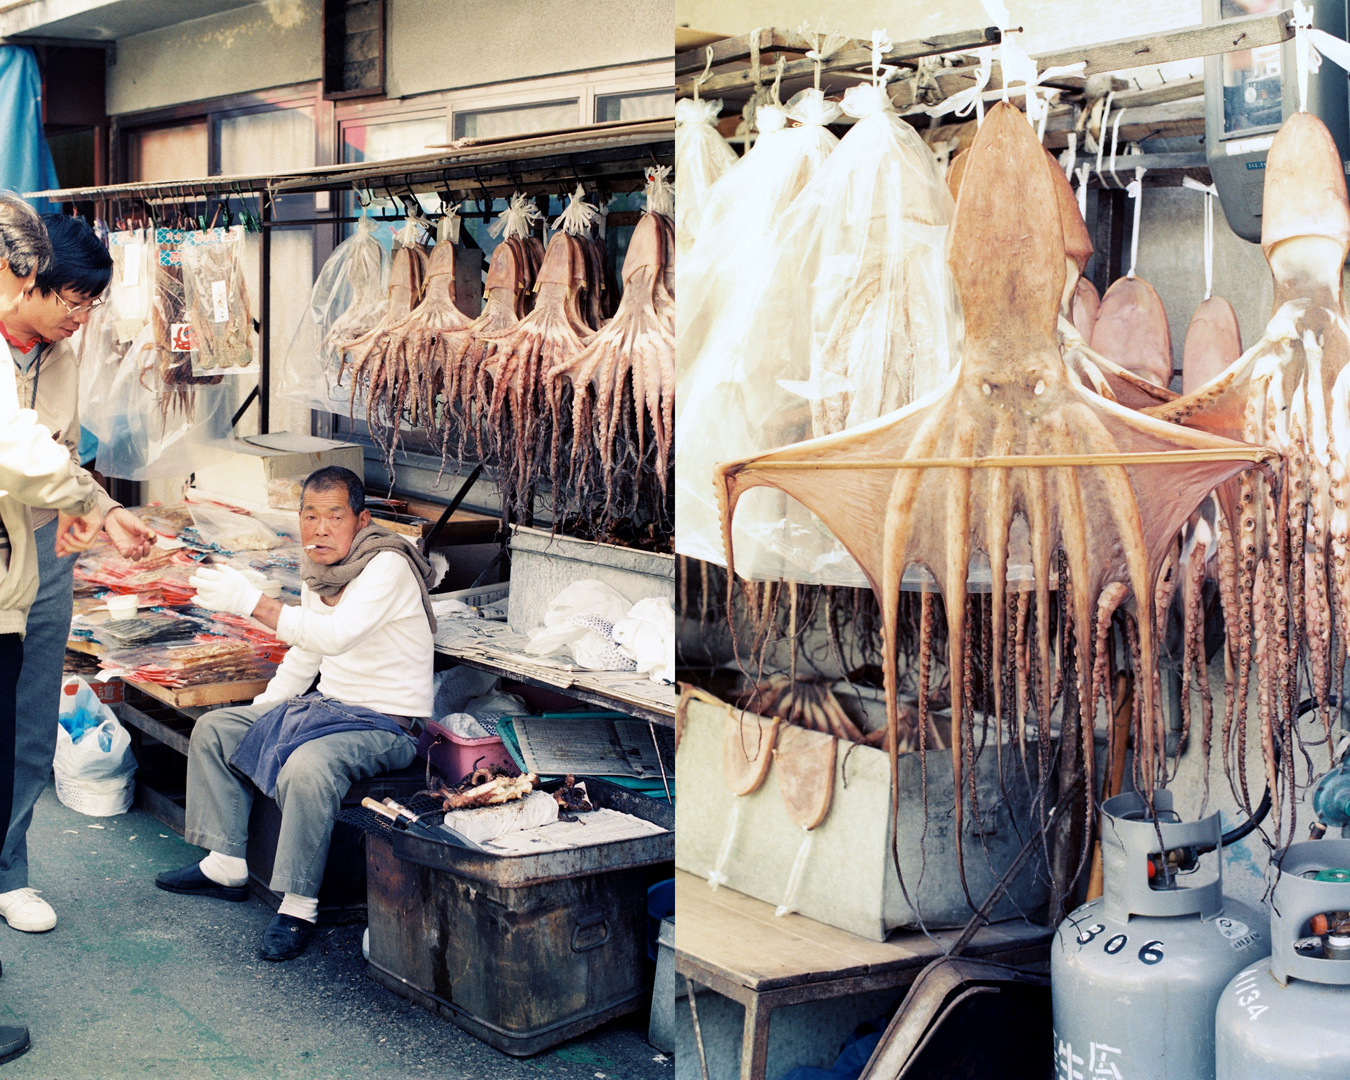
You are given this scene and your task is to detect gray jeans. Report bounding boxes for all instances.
[184,701,416,897]
[0,518,76,891]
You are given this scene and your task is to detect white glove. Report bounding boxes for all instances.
[189,565,262,617]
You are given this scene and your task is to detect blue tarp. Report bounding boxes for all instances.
[0,46,59,211]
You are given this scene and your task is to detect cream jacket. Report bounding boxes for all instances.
[0,359,98,636]
[11,335,119,527]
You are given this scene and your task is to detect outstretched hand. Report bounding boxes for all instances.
[104,507,157,561]
[189,565,263,618]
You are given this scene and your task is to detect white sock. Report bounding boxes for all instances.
[198,851,249,888]
[277,893,319,924]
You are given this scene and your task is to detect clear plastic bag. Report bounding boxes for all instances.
[278,212,390,413]
[186,502,284,552]
[78,229,154,444]
[676,89,841,391]
[675,82,963,585]
[180,225,255,373]
[93,321,233,481]
[674,96,739,258]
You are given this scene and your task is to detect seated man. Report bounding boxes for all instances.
[157,466,440,961]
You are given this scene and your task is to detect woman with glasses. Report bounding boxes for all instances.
[0,212,156,938]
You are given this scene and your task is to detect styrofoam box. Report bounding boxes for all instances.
[507,526,673,636]
[191,432,364,506]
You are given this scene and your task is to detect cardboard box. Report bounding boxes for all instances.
[191,433,364,506]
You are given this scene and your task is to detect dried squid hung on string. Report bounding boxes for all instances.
[715,102,1270,894]
[674,95,738,257]
[343,216,428,460]
[476,192,595,521]
[550,187,674,541]
[1180,180,1243,395]
[1145,110,1350,841]
[150,226,224,417]
[278,211,390,413]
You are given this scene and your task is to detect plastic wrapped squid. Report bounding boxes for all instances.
[277,212,390,413]
[674,96,738,258]
[676,89,841,389]
[675,81,962,585]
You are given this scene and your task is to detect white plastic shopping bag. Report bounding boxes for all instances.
[54,677,137,816]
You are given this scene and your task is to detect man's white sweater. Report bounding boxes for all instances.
[253,551,434,718]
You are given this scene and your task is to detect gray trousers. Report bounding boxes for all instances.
[0,518,76,892]
[184,701,416,897]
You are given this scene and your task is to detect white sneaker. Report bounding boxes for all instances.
[0,888,56,932]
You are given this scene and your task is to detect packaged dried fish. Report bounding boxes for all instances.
[180,225,255,374]
[185,503,284,552]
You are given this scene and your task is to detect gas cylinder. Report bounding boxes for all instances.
[1051,791,1270,1080]
[1215,838,1350,1078]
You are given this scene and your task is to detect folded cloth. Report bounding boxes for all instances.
[229,692,413,798]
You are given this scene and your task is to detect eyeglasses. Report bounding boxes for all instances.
[53,292,106,317]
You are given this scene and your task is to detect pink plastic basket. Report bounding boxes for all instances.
[416,718,519,786]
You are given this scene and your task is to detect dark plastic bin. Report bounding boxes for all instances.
[363,778,674,1055]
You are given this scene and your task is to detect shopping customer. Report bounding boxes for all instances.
[0,191,105,1062]
[0,213,157,935]
[157,466,438,961]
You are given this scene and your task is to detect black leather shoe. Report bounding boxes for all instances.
[0,1024,30,1063]
[154,862,249,902]
[259,913,314,961]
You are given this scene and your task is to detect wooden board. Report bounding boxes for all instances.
[675,870,1053,993]
[125,677,269,710]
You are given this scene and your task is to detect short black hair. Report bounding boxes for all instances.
[0,192,50,279]
[36,214,112,298]
[302,466,365,515]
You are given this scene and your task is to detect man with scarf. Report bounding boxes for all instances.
[156,466,440,961]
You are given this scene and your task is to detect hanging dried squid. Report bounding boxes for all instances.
[714,102,1271,895]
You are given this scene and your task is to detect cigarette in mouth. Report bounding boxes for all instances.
[304,544,319,550]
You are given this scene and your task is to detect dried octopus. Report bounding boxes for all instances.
[550,211,675,531]
[476,230,594,519]
[715,103,1270,896]
[1145,111,1350,841]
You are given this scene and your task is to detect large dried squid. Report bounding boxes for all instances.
[715,103,1270,895]
[1146,111,1350,838]
[551,210,675,523]
[476,229,593,519]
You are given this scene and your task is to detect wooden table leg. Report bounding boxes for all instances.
[740,993,772,1080]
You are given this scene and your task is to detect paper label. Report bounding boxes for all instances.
[212,280,228,323]
[113,318,143,345]
[170,323,195,352]
[121,243,142,287]
[1214,916,1260,951]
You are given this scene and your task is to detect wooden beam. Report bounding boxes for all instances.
[1033,8,1293,78]
[675,25,1000,98]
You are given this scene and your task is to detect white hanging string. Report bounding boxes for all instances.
[1075,163,1091,221]
[644,165,675,216]
[1294,0,1315,113]
[869,29,898,89]
[923,46,992,124]
[1094,90,1116,188]
[436,202,461,244]
[1060,130,1078,178]
[1183,175,1220,300]
[551,183,600,237]
[488,192,542,241]
[1127,165,1147,278]
[1107,107,1129,189]
[693,46,713,102]
[796,20,848,90]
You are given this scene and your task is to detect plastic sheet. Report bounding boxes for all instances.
[78,230,153,443]
[676,89,841,391]
[676,82,962,585]
[674,96,738,258]
[278,213,390,413]
[185,503,284,552]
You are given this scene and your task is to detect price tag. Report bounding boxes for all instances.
[170,323,196,352]
[121,243,142,287]
[211,280,228,323]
